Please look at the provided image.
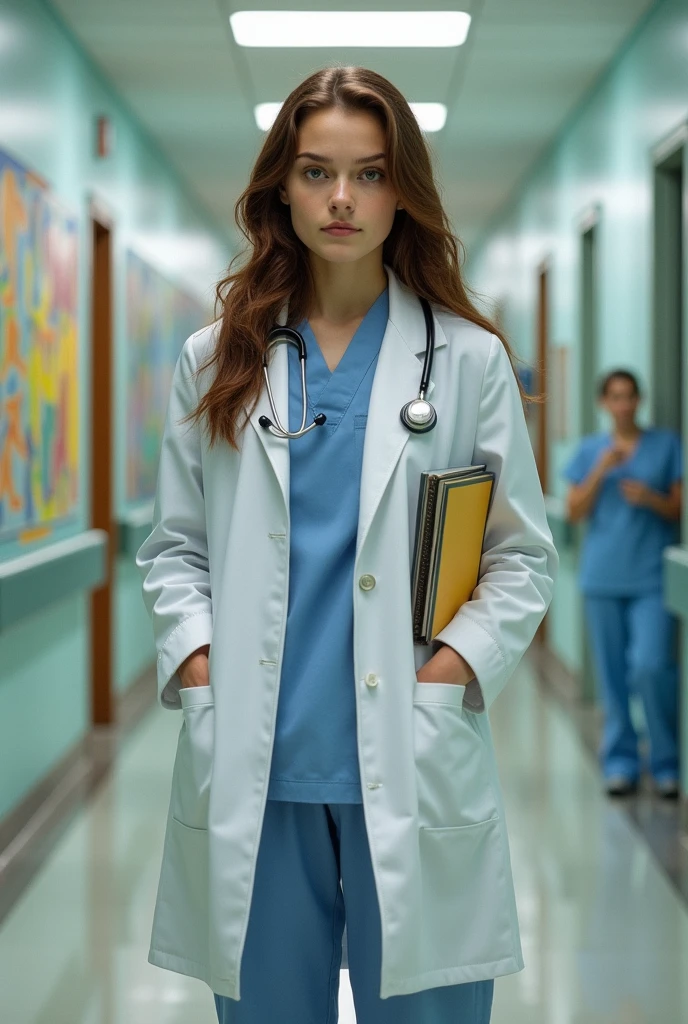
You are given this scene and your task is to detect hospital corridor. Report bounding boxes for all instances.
[1,659,687,1022]
[2,1,688,1022]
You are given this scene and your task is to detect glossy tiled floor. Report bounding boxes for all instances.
[1,661,686,1023]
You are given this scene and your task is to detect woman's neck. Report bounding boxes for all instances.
[308,252,387,324]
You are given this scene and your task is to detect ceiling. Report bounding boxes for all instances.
[50,0,659,255]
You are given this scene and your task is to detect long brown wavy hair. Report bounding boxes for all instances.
[186,65,541,451]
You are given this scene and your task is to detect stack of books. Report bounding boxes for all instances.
[411,465,495,645]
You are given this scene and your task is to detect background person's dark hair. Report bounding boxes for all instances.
[597,368,641,400]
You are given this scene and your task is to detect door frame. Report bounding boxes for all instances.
[574,202,602,702]
[534,258,551,646]
[651,122,687,443]
[88,196,116,725]
[651,120,688,798]
[577,203,602,437]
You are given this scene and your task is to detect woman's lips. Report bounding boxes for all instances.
[322,226,360,235]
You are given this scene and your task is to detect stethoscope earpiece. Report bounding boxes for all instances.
[260,294,437,439]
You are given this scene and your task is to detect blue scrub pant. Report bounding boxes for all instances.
[214,799,494,1024]
[584,590,680,782]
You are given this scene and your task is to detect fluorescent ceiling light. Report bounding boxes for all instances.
[255,103,284,131]
[232,11,470,47]
[409,103,447,132]
[254,102,447,133]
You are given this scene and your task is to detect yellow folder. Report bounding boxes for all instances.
[411,465,495,645]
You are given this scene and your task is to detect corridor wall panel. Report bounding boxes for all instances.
[0,0,230,821]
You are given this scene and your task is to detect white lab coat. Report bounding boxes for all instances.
[136,263,558,1000]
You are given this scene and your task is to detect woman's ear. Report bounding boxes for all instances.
[279,186,290,205]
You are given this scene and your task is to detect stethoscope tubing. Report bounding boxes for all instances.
[259,294,436,438]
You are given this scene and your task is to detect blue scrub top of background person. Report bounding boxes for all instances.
[267,285,389,803]
[562,427,682,595]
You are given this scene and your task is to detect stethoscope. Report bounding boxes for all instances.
[259,294,437,439]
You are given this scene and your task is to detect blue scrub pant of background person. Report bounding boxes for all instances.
[214,799,494,1024]
[583,590,680,783]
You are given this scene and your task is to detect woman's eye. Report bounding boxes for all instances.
[303,168,384,182]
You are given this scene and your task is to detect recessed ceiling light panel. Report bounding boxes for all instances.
[254,103,284,131]
[254,101,447,132]
[409,103,447,132]
[232,11,470,48]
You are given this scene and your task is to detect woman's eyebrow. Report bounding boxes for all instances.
[295,151,386,164]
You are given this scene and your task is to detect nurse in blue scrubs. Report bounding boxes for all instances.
[563,369,682,798]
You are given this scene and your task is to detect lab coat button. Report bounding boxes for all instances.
[367,782,382,789]
[359,574,376,591]
[364,672,379,688]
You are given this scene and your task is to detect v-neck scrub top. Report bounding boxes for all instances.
[562,427,682,595]
[266,286,389,803]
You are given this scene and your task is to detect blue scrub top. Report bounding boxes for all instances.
[267,286,389,803]
[562,427,682,595]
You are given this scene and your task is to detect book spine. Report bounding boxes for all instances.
[413,474,439,642]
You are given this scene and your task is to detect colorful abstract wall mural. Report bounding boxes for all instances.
[0,148,79,543]
[126,250,207,503]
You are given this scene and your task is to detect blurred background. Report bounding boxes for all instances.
[1,1,688,1021]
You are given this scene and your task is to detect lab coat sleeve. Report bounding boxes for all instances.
[434,333,559,713]
[135,335,213,710]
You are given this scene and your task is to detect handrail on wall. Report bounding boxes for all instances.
[544,493,578,550]
[117,501,154,557]
[663,544,688,620]
[0,530,108,633]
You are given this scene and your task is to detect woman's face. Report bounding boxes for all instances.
[279,106,403,265]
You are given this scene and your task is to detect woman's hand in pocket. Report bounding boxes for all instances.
[416,643,475,686]
[179,645,211,689]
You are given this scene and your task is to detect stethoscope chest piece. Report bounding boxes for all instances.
[400,398,437,433]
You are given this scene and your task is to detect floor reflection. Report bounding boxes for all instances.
[0,659,686,1023]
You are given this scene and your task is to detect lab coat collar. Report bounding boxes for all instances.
[248,262,447,546]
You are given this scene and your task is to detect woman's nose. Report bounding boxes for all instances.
[330,178,354,206]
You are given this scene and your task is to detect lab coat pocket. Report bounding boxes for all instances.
[418,817,514,970]
[150,816,210,969]
[172,684,215,831]
[412,681,499,830]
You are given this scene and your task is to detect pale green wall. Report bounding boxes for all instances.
[466,0,688,791]
[0,0,231,820]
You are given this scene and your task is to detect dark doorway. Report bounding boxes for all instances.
[578,213,600,701]
[89,209,116,725]
[653,145,684,455]
[535,264,550,646]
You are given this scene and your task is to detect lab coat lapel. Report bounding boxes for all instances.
[248,303,291,513]
[247,264,447,539]
[354,264,446,560]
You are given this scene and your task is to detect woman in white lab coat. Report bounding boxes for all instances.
[137,66,558,1023]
